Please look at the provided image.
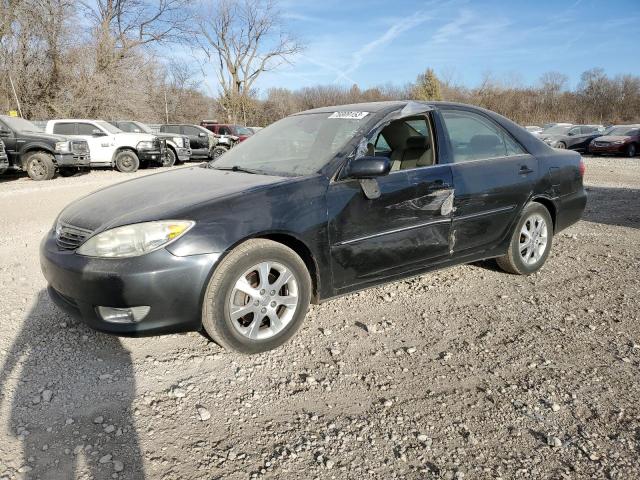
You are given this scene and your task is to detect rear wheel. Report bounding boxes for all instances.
[114,150,139,173]
[202,239,312,354]
[625,143,637,157]
[555,142,566,149]
[496,203,553,275]
[25,152,56,181]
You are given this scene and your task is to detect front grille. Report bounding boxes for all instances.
[184,138,190,149]
[71,141,90,154]
[56,223,93,250]
[594,141,609,147]
[0,141,5,153]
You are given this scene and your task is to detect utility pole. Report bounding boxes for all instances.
[8,74,23,118]
[164,88,169,124]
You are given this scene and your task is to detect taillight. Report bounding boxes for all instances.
[578,157,585,177]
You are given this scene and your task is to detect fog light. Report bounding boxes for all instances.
[96,306,150,323]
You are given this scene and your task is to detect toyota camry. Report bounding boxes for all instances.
[41,101,586,353]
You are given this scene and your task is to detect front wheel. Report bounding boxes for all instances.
[163,148,176,167]
[202,239,312,354]
[496,203,553,275]
[555,142,566,149]
[625,144,637,157]
[114,150,140,173]
[25,152,56,181]
[212,146,228,160]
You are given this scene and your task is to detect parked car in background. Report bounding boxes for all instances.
[159,124,215,160]
[109,121,190,166]
[0,115,90,180]
[525,125,543,135]
[41,101,586,354]
[589,125,640,157]
[542,122,572,132]
[540,124,605,152]
[200,121,254,142]
[0,139,8,174]
[45,119,168,172]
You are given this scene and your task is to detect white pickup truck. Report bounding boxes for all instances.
[45,119,168,172]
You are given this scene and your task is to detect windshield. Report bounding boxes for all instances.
[606,126,638,136]
[212,112,369,176]
[233,125,253,136]
[95,121,122,134]
[1,116,42,133]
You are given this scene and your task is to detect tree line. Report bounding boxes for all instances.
[1,0,639,127]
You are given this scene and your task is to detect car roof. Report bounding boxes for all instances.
[47,119,105,122]
[295,100,500,116]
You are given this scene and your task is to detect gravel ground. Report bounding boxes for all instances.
[0,157,638,480]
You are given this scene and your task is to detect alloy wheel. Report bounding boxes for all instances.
[28,158,46,179]
[228,261,299,340]
[519,214,548,265]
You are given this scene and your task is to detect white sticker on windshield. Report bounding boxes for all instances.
[328,111,369,120]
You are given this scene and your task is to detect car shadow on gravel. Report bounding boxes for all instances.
[0,291,144,479]
[583,185,640,229]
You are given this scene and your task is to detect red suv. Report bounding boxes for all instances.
[589,125,640,157]
[200,121,254,142]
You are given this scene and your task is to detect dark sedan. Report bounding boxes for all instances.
[41,101,586,354]
[539,124,605,152]
[589,125,640,157]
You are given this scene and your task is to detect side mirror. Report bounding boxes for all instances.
[92,129,106,137]
[346,156,391,179]
[199,132,207,137]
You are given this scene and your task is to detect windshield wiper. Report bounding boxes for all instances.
[212,165,265,175]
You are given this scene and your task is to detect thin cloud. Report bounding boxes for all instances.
[334,11,432,82]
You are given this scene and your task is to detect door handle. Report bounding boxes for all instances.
[519,165,534,175]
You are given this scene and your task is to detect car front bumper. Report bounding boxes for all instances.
[138,149,167,164]
[40,230,220,336]
[55,152,91,167]
[0,154,8,173]
[177,147,191,162]
[589,143,626,154]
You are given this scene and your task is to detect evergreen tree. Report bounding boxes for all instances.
[412,68,442,101]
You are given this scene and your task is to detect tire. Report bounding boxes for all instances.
[625,144,637,158]
[163,148,176,167]
[212,146,228,160]
[555,142,566,149]
[114,150,139,173]
[25,151,56,181]
[202,239,312,354]
[496,202,554,275]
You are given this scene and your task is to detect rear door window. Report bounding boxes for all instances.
[441,109,525,163]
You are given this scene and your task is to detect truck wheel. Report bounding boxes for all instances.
[25,152,56,181]
[202,239,312,354]
[625,144,637,157]
[212,146,228,160]
[115,150,139,173]
[163,148,177,167]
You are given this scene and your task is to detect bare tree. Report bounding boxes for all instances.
[196,0,303,122]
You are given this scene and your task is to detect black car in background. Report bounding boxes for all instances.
[0,139,8,174]
[41,101,586,354]
[159,124,215,160]
[0,115,90,180]
[539,124,605,152]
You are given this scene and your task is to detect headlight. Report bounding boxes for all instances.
[77,221,194,258]
[136,140,155,150]
[55,141,71,153]
[172,137,184,147]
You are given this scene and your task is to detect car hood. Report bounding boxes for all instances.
[593,135,629,142]
[25,131,72,143]
[117,132,157,142]
[58,166,292,233]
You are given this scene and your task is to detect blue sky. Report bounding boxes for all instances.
[195,0,640,95]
